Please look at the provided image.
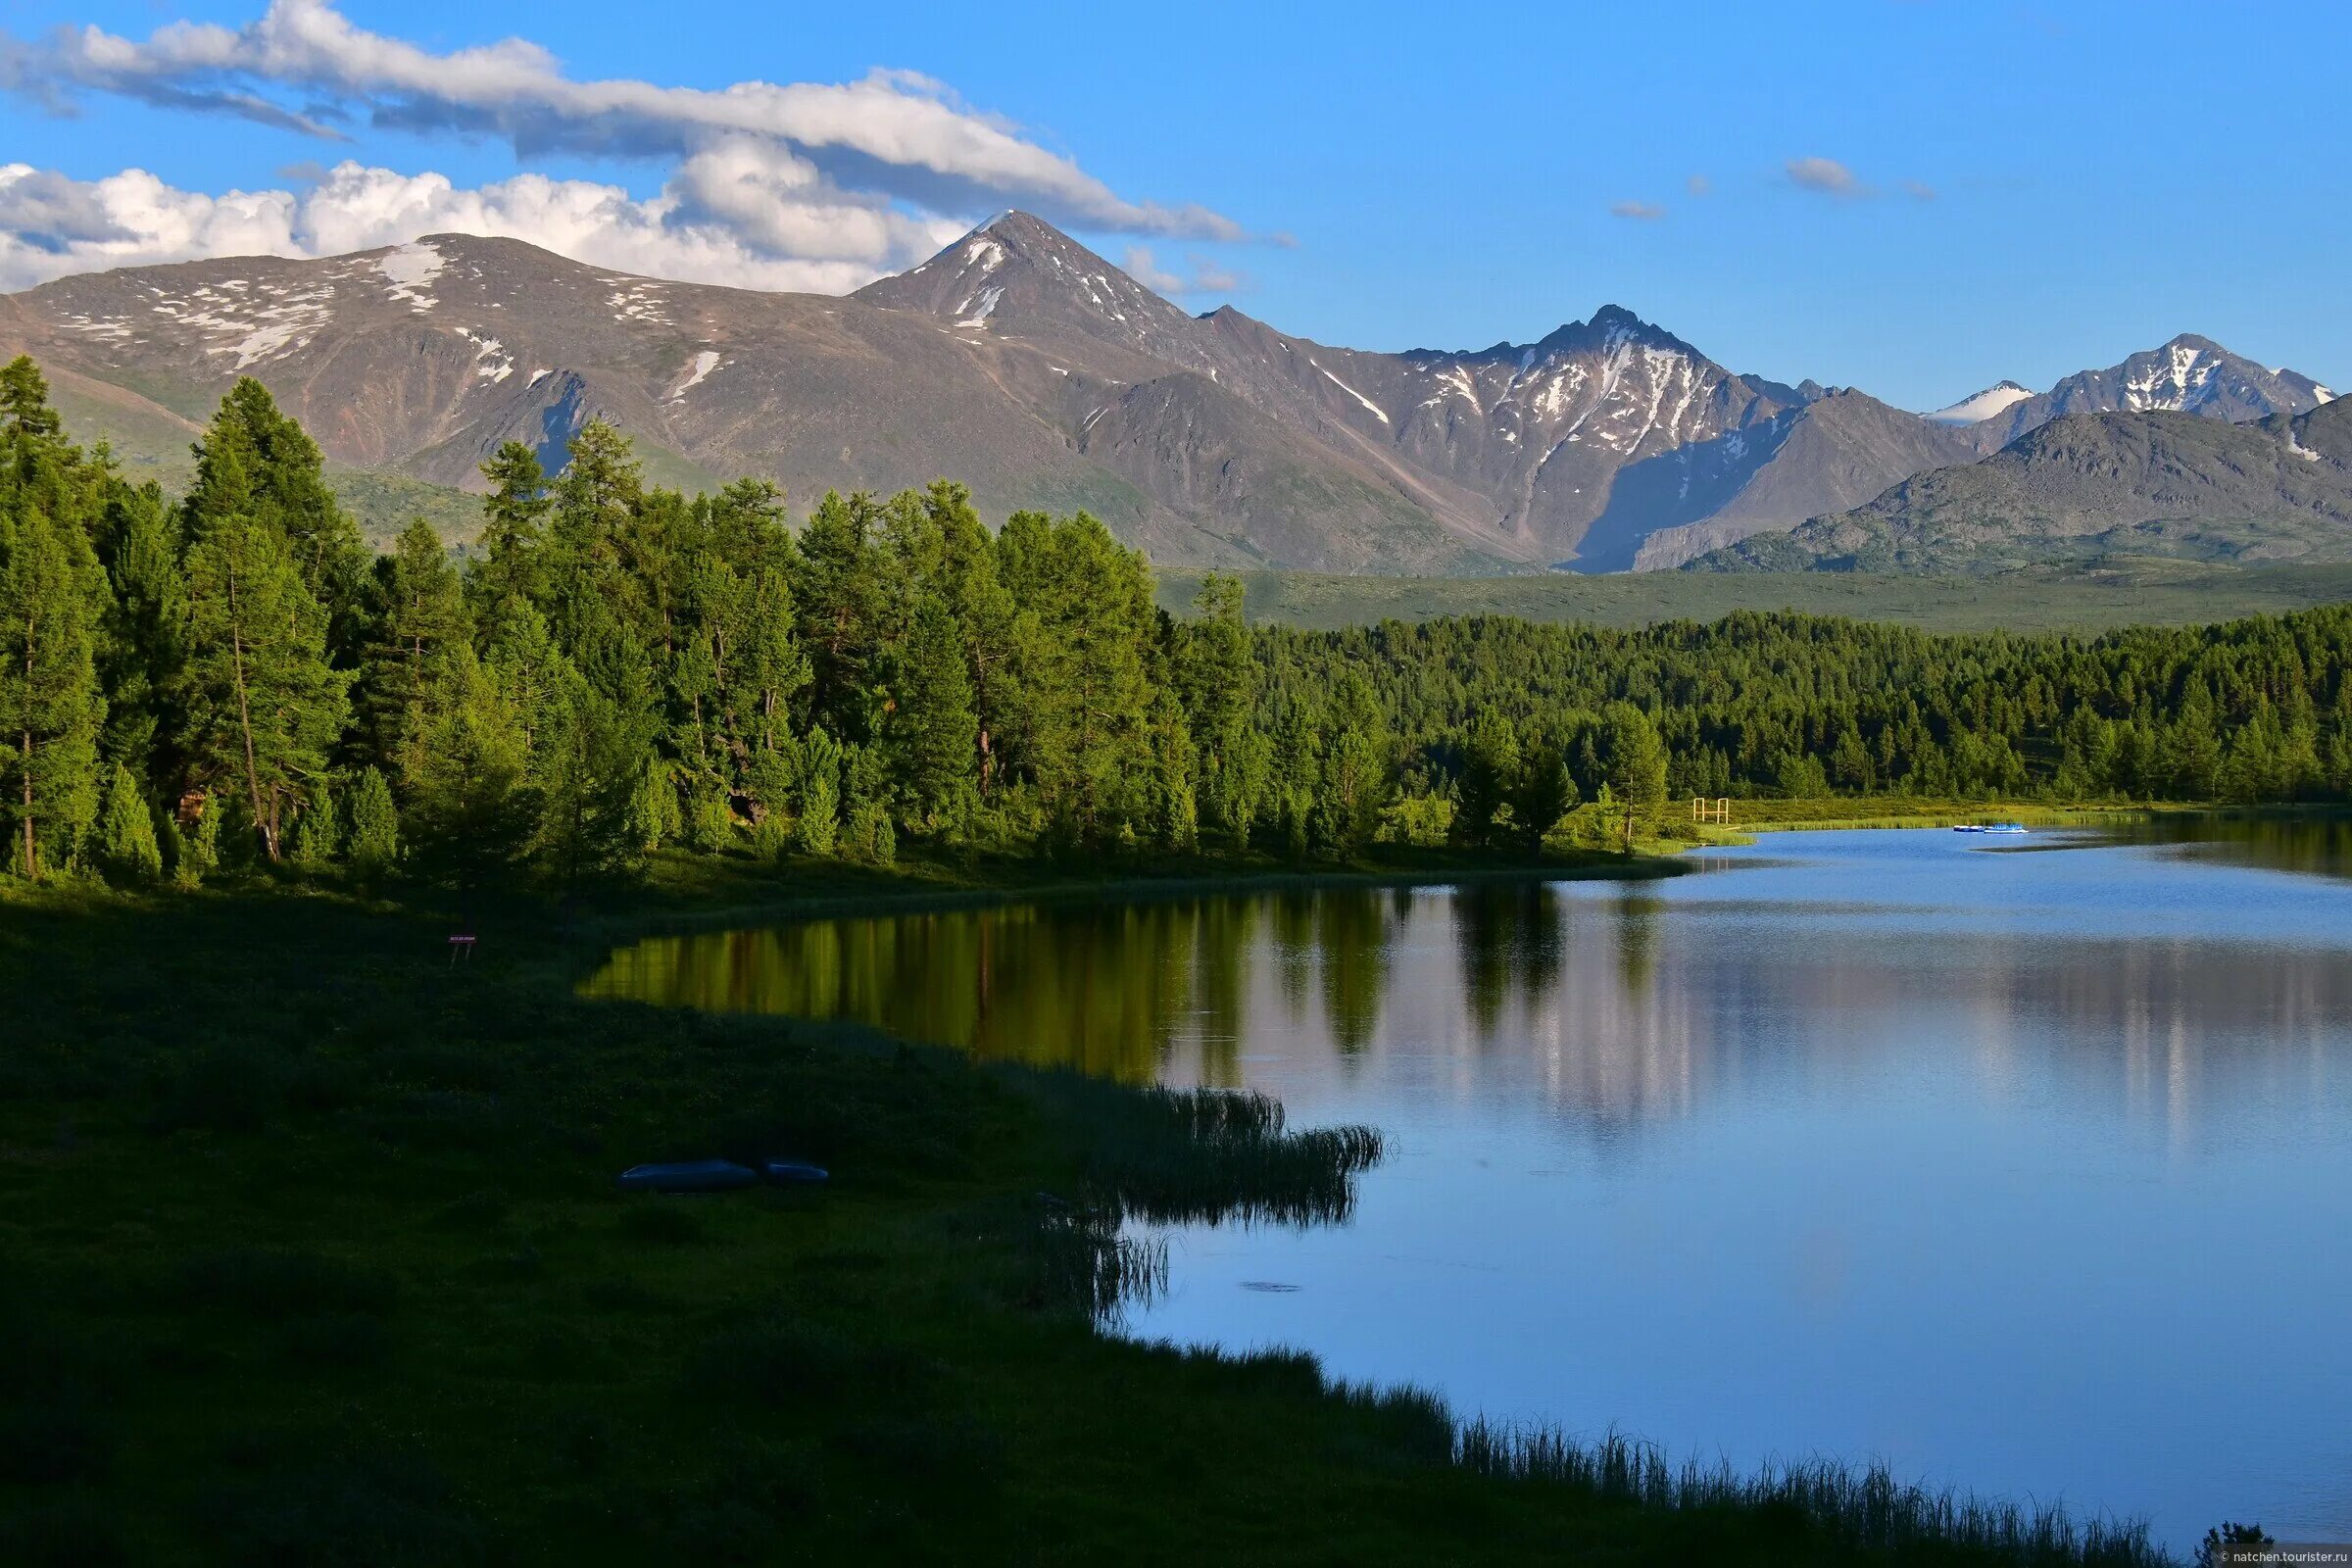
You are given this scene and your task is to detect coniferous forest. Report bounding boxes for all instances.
[5,353,2350,890]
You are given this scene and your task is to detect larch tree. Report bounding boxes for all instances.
[95,482,187,793]
[472,441,554,614]
[180,440,348,861]
[891,595,978,827]
[361,519,470,767]
[0,358,107,879]
[0,503,106,878]
[185,377,369,658]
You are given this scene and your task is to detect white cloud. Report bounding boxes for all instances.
[6,0,1240,239]
[1786,156,1862,197]
[1120,245,1247,298]
[1685,174,1711,198]
[0,160,962,293]
[1609,200,1666,221]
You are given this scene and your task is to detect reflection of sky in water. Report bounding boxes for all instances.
[584,825,2352,1551]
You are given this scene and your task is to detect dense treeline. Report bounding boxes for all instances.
[3,354,2349,887]
[1277,605,2352,839]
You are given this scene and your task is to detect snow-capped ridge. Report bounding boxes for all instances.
[1925,380,2034,425]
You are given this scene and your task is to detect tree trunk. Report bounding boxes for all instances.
[19,605,34,879]
[19,729,32,882]
[224,565,274,860]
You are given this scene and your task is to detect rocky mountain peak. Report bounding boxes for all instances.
[853,210,1200,356]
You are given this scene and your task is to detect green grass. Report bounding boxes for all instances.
[0,853,2174,1565]
[1157,562,2352,632]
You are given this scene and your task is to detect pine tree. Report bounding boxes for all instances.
[1513,739,1577,850]
[1455,709,1521,849]
[892,595,977,827]
[180,444,349,861]
[401,641,535,884]
[0,503,107,878]
[1312,672,1387,857]
[347,765,401,877]
[1601,702,1670,813]
[472,441,554,612]
[796,727,843,856]
[1000,512,1155,842]
[531,657,648,886]
[361,519,469,767]
[96,482,187,792]
[1179,573,1261,843]
[184,378,368,657]
[794,490,883,739]
[97,760,162,881]
[742,567,810,755]
[550,420,644,576]
[287,788,341,867]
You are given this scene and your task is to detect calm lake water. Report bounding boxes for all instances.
[584,821,2352,1550]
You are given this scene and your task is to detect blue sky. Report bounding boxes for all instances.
[1,0,2343,409]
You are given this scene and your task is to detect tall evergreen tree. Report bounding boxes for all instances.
[361,519,470,767]
[472,441,554,612]
[892,595,978,828]
[183,378,368,657]
[1179,573,1262,844]
[347,764,401,878]
[180,441,348,861]
[97,760,162,880]
[794,489,883,740]
[0,502,106,877]
[95,482,187,791]
[1601,702,1670,813]
[1455,709,1521,849]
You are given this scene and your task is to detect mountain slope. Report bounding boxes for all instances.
[1963,335,2334,451]
[1579,389,1983,570]
[1690,401,2352,573]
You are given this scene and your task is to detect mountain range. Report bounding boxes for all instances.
[1690,401,2352,574]
[0,211,2336,575]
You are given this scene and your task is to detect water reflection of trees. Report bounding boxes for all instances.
[586,891,1416,1085]
[584,863,2352,1140]
[585,883,1652,1098]
[1455,884,1564,1044]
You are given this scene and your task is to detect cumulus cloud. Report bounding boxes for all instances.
[1609,200,1666,221]
[1785,156,1862,196]
[1119,245,1247,298]
[0,0,1250,293]
[5,0,1238,238]
[0,160,963,292]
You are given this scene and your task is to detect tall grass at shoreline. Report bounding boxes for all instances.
[1023,1075,1386,1226]
[1449,1420,2168,1565]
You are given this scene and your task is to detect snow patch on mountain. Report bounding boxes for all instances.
[1311,360,1389,423]
[667,349,720,401]
[376,243,443,311]
[456,327,514,382]
[1925,380,2032,424]
[608,282,670,325]
[2125,342,2221,411]
[956,286,1003,327]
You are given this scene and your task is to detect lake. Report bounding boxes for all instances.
[583,821,2352,1551]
